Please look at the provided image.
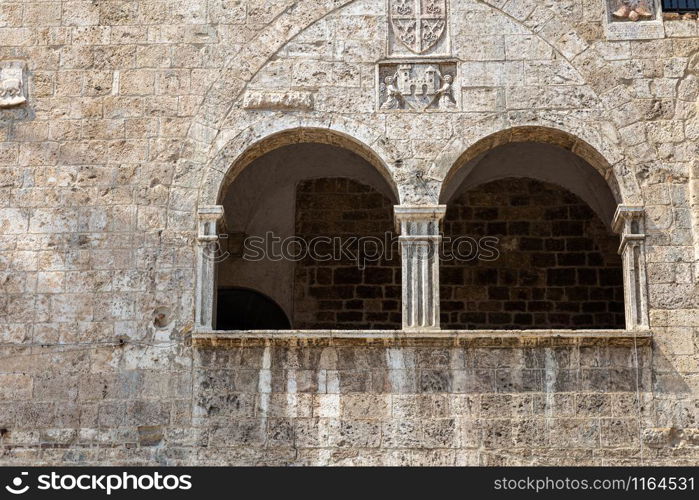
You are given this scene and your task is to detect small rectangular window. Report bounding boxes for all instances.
[662,0,699,12]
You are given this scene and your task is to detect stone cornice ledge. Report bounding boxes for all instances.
[192,330,652,348]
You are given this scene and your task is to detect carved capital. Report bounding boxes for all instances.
[394,204,446,236]
[197,205,224,244]
[612,205,645,253]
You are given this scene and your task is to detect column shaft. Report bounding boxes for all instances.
[195,205,224,331]
[395,205,446,331]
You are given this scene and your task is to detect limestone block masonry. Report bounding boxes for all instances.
[0,0,699,466]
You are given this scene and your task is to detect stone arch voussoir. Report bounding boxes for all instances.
[432,120,642,206]
[199,114,401,207]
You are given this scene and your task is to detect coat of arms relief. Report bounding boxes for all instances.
[380,1,457,111]
[378,62,457,111]
[388,0,449,56]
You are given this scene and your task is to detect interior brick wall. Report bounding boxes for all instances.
[293,178,402,329]
[440,178,625,330]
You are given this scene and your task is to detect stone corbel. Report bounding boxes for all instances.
[394,205,447,331]
[613,205,650,330]
[195,205,224,331]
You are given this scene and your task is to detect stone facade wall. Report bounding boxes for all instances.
[293,178,401,329]
[441,178,625,330]
[0,0,698,465]
[189,343,656,466]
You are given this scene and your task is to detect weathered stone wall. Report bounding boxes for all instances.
[441,178,625,330]
[0,0,698,465]
[189,344,655,466]
[293,178,402,329]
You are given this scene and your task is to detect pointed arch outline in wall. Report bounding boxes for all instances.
[435,126,649,331]
[195,124,401,332]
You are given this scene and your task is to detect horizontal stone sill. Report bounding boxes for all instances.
[192,330,652,348]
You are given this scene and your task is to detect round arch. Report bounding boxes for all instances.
[180,0,651,212]
[432,125,642,208]
[199,118,401,208]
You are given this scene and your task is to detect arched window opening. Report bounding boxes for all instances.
[440,141,626,330]
[213,141,401,330]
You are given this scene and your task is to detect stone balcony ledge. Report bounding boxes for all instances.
[192,329,652,348]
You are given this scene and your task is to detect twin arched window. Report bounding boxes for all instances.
[195,130,647,333]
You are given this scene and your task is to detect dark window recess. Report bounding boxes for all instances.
[662,0,699,12]
[439,178,625,330]
[216,288,291,330]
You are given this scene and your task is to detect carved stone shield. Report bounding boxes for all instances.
[390,0,447,55]
[378,62,457,112]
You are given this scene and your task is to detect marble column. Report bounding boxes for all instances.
[394,205,447,331]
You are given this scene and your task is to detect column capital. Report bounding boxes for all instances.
[394,204,447,221]
[197,205,224,243]
[612,205,645,255]
[198,204,224,221]
[612,205,645,234]
[394,204,446,236]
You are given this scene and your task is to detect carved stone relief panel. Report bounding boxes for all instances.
[242,90,314,111]
[0,61,26,108]
[377,61,458,111]
[609,0,655,21]
[603,0,664,40]
[388,0,450,57]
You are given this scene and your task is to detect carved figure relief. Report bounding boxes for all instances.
[243,90,314,111]
[378,62,457,111]
[609,0,655,21]
[389,0,448,56]
[0,62,26,108]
